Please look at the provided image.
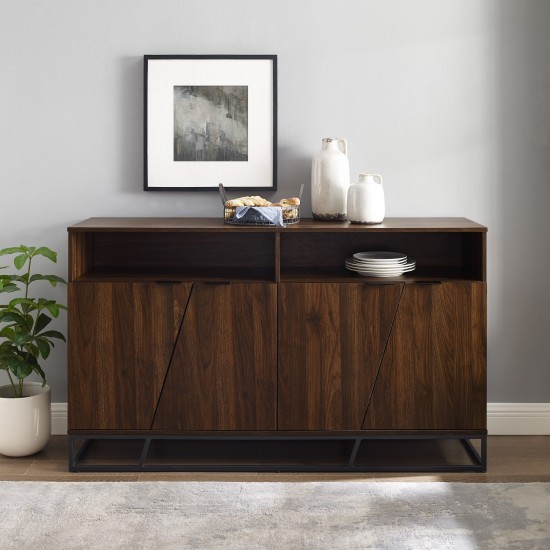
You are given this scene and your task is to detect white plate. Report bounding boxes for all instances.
[347,259,407,268]
[345,261,416,276]
[346,258,410,269]
[345,259,415,271]
[346,263,416,273]
[346,268,415,277]
[346,270,415,278]
[350,258,407,265]
[353,251,407,262]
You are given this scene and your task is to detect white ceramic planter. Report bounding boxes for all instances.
[347,173,385,224]
[0,382,51,457]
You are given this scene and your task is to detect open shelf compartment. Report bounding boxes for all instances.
[280,231,485,282]
[69,231,277,282]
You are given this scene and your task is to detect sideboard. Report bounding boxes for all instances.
[67,217,487,472]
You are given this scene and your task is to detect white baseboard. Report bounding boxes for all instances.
[51,403,68,436]
[487,403,550,435]
[51,403,550,436]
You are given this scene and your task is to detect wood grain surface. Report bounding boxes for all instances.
[152,283,277,431]
[278,283,403,430]
[68,282,191,429]
[363,282,487,430]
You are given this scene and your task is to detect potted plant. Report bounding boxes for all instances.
[0,245,66,457]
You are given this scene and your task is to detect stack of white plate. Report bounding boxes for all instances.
[345,251,416,277]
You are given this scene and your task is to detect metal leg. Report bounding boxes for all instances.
[459,437,487,472]
[347,439,362,468]
[139,438,151,469]
[66,433,488,473]
[69,437,91,472]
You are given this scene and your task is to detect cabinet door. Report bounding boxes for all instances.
[152,283,277,431]
[363,281,486,430]
[68,282,191,430]
[278,283,403,430]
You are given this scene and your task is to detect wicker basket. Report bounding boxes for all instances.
[219,184,302,226]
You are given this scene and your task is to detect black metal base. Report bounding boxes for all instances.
[68,433,487,473]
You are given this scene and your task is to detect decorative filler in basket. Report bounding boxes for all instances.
[219,183,303,226]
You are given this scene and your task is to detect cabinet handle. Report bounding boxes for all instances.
[202,281,231,286]
[415,281,442,285]
[155,280,183,284]
[365,282,399,286]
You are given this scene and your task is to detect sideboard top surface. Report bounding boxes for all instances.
[68,217,487,233]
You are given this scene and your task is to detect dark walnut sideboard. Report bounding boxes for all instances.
[67,217,487,472]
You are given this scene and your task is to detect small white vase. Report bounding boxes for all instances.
[311,138,350,221]
[347,173,385,224]
[0,382,51,457]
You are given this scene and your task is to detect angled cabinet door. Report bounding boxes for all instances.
[68,282,191,430]
[278,282,403,430]
[363,281,487,430]
[152,283,277,431]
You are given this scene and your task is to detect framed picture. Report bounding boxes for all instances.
[144,55,277,191]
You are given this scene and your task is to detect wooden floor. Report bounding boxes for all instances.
[0,436,549,482]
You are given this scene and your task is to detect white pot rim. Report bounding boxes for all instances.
[0,382,51,399]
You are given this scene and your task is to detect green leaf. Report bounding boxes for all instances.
[0,311,26,325]
[13,331,31,346]
[37,329,66,342]
[8,297,36,308]
[33,247,57,263]
[14,254,29,270]
[23,314,34,331]
[0,246,26,256]
[11,273,29,284]
[45,303,60,318]
[29,274,67,286]
[0,283,20,293]
[34,313,53,334]
[0,327,15,339]
[32,363,46,383]
[36,338,51,359]
[0,349,34,380]
[12,363,33,380]
[22,343,39,358]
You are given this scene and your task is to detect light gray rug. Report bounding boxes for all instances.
[1,482,549,549]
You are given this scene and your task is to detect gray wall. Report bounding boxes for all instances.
[1,0,549,403]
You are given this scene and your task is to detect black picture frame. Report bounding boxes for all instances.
[144,55,277,191]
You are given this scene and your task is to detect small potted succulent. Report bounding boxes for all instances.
[0,245,66,457]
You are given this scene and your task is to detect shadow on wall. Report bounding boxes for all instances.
[493,0,550,401]
[117,56,144,195]
[277,146,312,212]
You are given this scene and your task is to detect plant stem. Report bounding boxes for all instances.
[24,256,32,299]
[6,369,17,398]
[23,257,35,365]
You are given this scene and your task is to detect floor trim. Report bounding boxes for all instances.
[52,403,68,436]
[51,403,550,436]
[487,403,550,435]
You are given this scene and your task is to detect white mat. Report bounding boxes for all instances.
[1,482,549,549]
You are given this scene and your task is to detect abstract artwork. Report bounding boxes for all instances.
[174,86,248,162]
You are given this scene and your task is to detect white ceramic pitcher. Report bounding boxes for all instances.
[311,138,350,221]
[347,173,385,224]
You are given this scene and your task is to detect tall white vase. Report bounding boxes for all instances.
[0,382,51,457]
[311,138,350,221]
